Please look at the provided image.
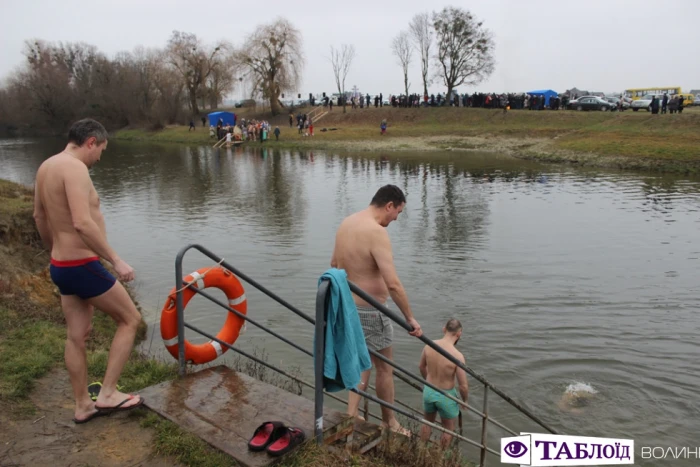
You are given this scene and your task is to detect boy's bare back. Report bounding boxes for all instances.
[423,339,465,391]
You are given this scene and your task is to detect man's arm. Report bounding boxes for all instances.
[33,181,53,251]
[419,347,428,379]
[65,165,121,265]
[330,243,338,268]
[456,353,469,404]
[371,228,422,337]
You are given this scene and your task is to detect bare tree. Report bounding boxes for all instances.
[329,44,355,113]
[236,18,304,115]
[166,31,228,117]
[392,31,413,106]
[2,38,187,130]
[409,12,432,99]
[205,53,237,109]
[433,7,495,103]
[18,40,78,126]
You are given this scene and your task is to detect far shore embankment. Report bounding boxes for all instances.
[112,106,700,174]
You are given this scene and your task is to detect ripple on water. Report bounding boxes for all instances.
[2,142,700,465]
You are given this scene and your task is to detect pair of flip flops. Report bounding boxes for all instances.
[247,421,306,457]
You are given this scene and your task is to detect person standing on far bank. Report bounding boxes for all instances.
[33,118,144,424]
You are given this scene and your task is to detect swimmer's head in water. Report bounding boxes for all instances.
[566,393,591,407]
[370,184,406,227]
[557,382,598,413]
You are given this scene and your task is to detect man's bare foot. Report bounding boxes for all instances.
[73,401,99,422]
[380,421,412,437]
[95,389,143,411]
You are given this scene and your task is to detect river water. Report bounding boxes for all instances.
[2,138,699,466]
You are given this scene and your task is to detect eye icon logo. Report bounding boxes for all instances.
[504,441,528,458]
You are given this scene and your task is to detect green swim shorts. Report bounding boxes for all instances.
[423,385,460,420]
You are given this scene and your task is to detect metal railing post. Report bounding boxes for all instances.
[175,248,187,377]
[348,280,557,435]
[314,279,330,445]
[166,243,558,462]
[479,387,489,467]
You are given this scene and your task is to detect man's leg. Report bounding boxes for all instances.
[374,346,405,431]
[62,295,96,420]
[440,417,457,449]
[347,368,371,418]
[420,411,437,442]
[88,282,142,408]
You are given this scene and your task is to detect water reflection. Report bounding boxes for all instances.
[2,139,700,467]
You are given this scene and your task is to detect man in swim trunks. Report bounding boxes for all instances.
[419,318,468,448]
[330,184,422,435]
[33,118,144,424]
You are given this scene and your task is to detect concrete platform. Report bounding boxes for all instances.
[140,365,353,467]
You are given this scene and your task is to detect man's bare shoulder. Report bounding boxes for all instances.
[39,153,85,175]
[339,211,382,233]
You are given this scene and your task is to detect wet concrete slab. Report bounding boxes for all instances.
[140,365,352,467]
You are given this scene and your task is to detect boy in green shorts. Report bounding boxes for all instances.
[418,319,469,448]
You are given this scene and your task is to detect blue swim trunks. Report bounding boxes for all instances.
[49,257,116,299]
[423,385,460,420]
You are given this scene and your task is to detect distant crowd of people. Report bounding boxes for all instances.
[210,117,281,144]
[315,92,572,111]
[648,94,686,115]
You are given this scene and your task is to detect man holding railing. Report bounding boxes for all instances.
[419,318,469,448]
[330,184,422,436]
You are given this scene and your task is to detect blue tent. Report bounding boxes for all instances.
[526,89,558,107]
[208,111,236,127]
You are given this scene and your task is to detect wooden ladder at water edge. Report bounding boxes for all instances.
[307,105,330,125]
[212,135,227,148]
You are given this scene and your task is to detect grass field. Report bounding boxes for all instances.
[112,106,700,172]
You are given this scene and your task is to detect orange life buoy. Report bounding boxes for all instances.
[160,266,247,364]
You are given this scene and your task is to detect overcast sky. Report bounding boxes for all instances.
[2,0,700,98]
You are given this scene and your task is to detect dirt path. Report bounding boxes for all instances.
[0,369,179,467]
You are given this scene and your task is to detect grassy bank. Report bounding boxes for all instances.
[112,107,700,173]
[0,178,472,467]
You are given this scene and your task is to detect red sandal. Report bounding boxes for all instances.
[247,421,286,452]
[266,427,306,457]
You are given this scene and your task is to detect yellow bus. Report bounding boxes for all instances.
[624,87,681,100]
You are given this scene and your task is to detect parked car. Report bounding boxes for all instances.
[630,95,662,112]
[604,96,630,110]
[569,96,612,111]
[693,96,700,106]
[677,93,696,107]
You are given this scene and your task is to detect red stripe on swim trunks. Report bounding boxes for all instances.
[50,256,100,267]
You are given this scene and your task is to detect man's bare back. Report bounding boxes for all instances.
[331,210,390,306]
[35,154,106,261]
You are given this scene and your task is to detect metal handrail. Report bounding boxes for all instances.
[314,277,559,466]
[171,244,557,466]
[348,281,558,435]
[313,280,501,459]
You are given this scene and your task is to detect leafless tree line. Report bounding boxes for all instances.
[0,18,304,133]
[392,7,495,101]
